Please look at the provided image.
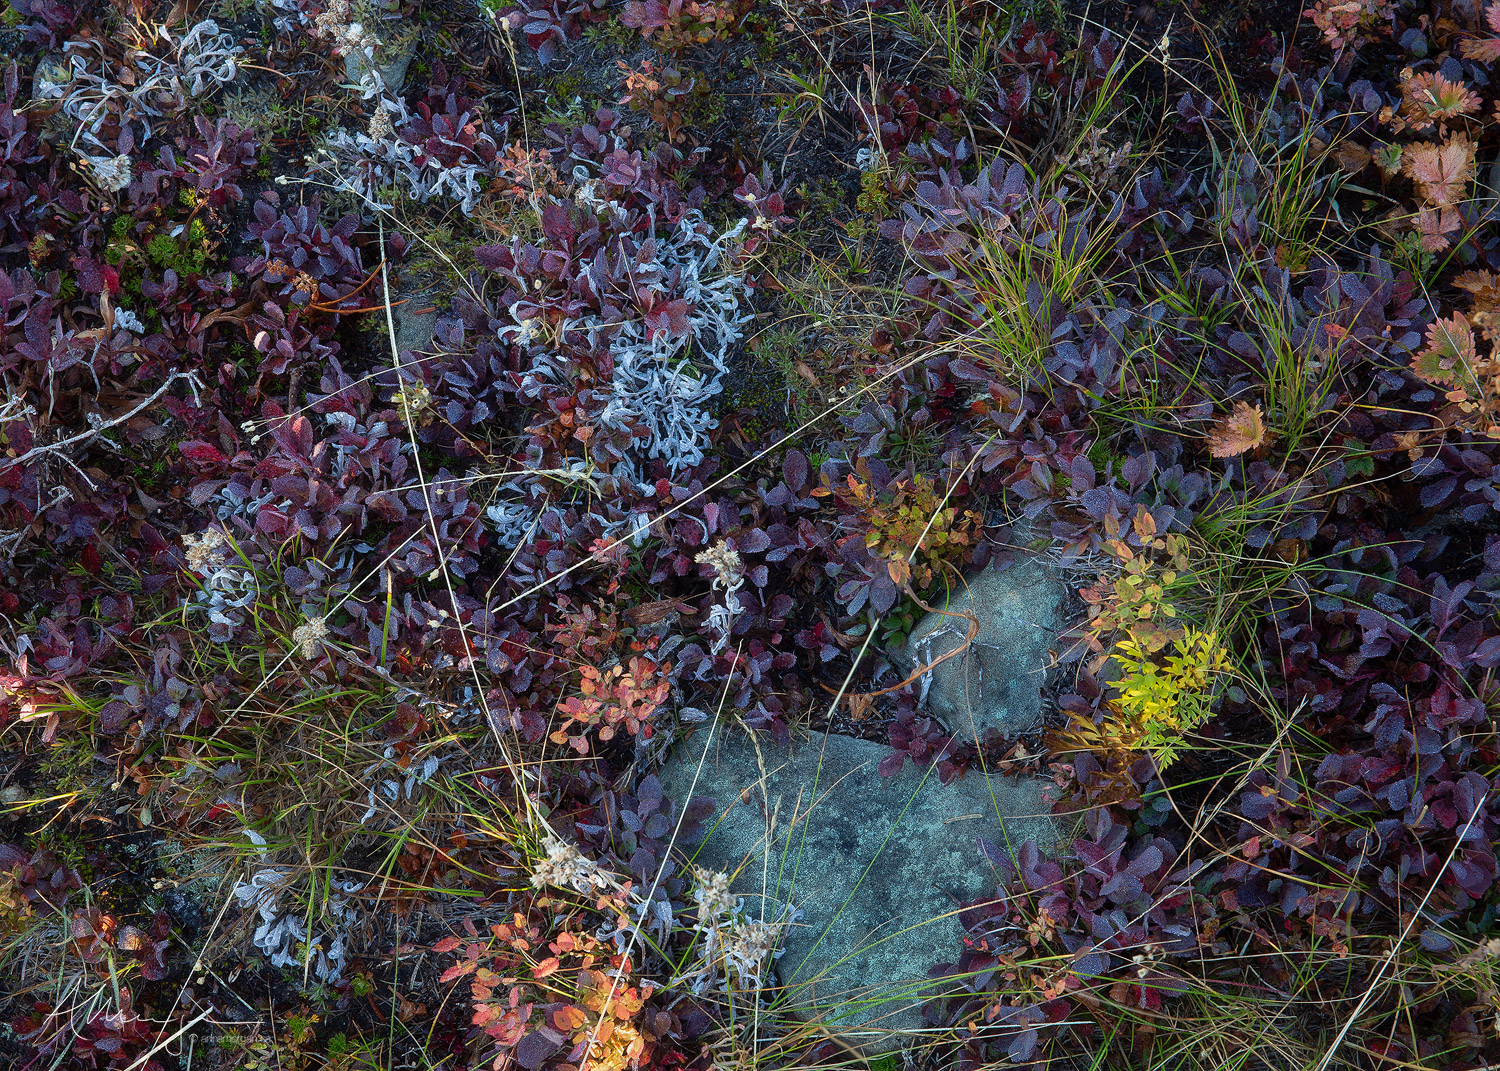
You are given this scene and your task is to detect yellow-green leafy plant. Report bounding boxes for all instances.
[1106,626,1233,768]
[1059,508,1231,767]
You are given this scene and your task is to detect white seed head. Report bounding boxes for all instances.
[531,836,609,894]
[292,615,328,659]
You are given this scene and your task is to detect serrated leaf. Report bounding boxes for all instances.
[1402,137,1474,206]
[1413,312,1478,388]
[1206,401,1269,458]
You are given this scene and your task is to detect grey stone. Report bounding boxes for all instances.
[337,0,415,91]
[659,730,1061,1052]
[345,44,415,95]
[891,558,1065,740]
[391,287,439,358]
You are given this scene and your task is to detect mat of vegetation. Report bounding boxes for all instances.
[1,0,1499,1069]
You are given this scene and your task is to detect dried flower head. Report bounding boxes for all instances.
[531,836,610,894]
[367,105,393,143]
[313,0,380,58]
[182,526,229,573]
[292,615,329,660]
[695,540,744,592]
[693,867,736,921]
[720,914,788,990]
[695,541,746,654]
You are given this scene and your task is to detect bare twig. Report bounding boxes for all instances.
[0,371,202,475]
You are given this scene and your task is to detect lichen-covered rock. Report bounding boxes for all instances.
[659,730,1062,1051]
[892,558,1066,739]
[344,39,414,95]
[390,283,439,359]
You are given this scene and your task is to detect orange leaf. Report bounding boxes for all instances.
[1415,204,1464,252]
[1333,141,1370,174]
[533,956,561,979]
[553,1005,589,1031]
[1402,136,1474,206]
[433,936,462,954]
[1206,402,1269,458]
[440,960,476,984]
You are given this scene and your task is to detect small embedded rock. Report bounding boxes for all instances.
[891,558,1065,739]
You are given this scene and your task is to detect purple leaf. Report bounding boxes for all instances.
[1007,1027,1039,1063]
[515,1030,561,1069]
[783,449,809,490]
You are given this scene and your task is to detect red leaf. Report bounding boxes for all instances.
[1402,137,1474,207]
[439,960,476,984]
[178,440,227,469]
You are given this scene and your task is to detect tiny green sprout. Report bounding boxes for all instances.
[856,168,891,217]
[284,1008,319,1045]
[1373,143,1403,176]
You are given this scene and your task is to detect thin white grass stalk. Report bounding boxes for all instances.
[200,468,514,777]
[1311,801,1487,1071]
[376,214,541,828]
[1152,700,1306,1006]
[146,873,253,1043]
[122,1010,212,1071]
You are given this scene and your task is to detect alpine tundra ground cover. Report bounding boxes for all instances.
[1,0,1499,1069]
